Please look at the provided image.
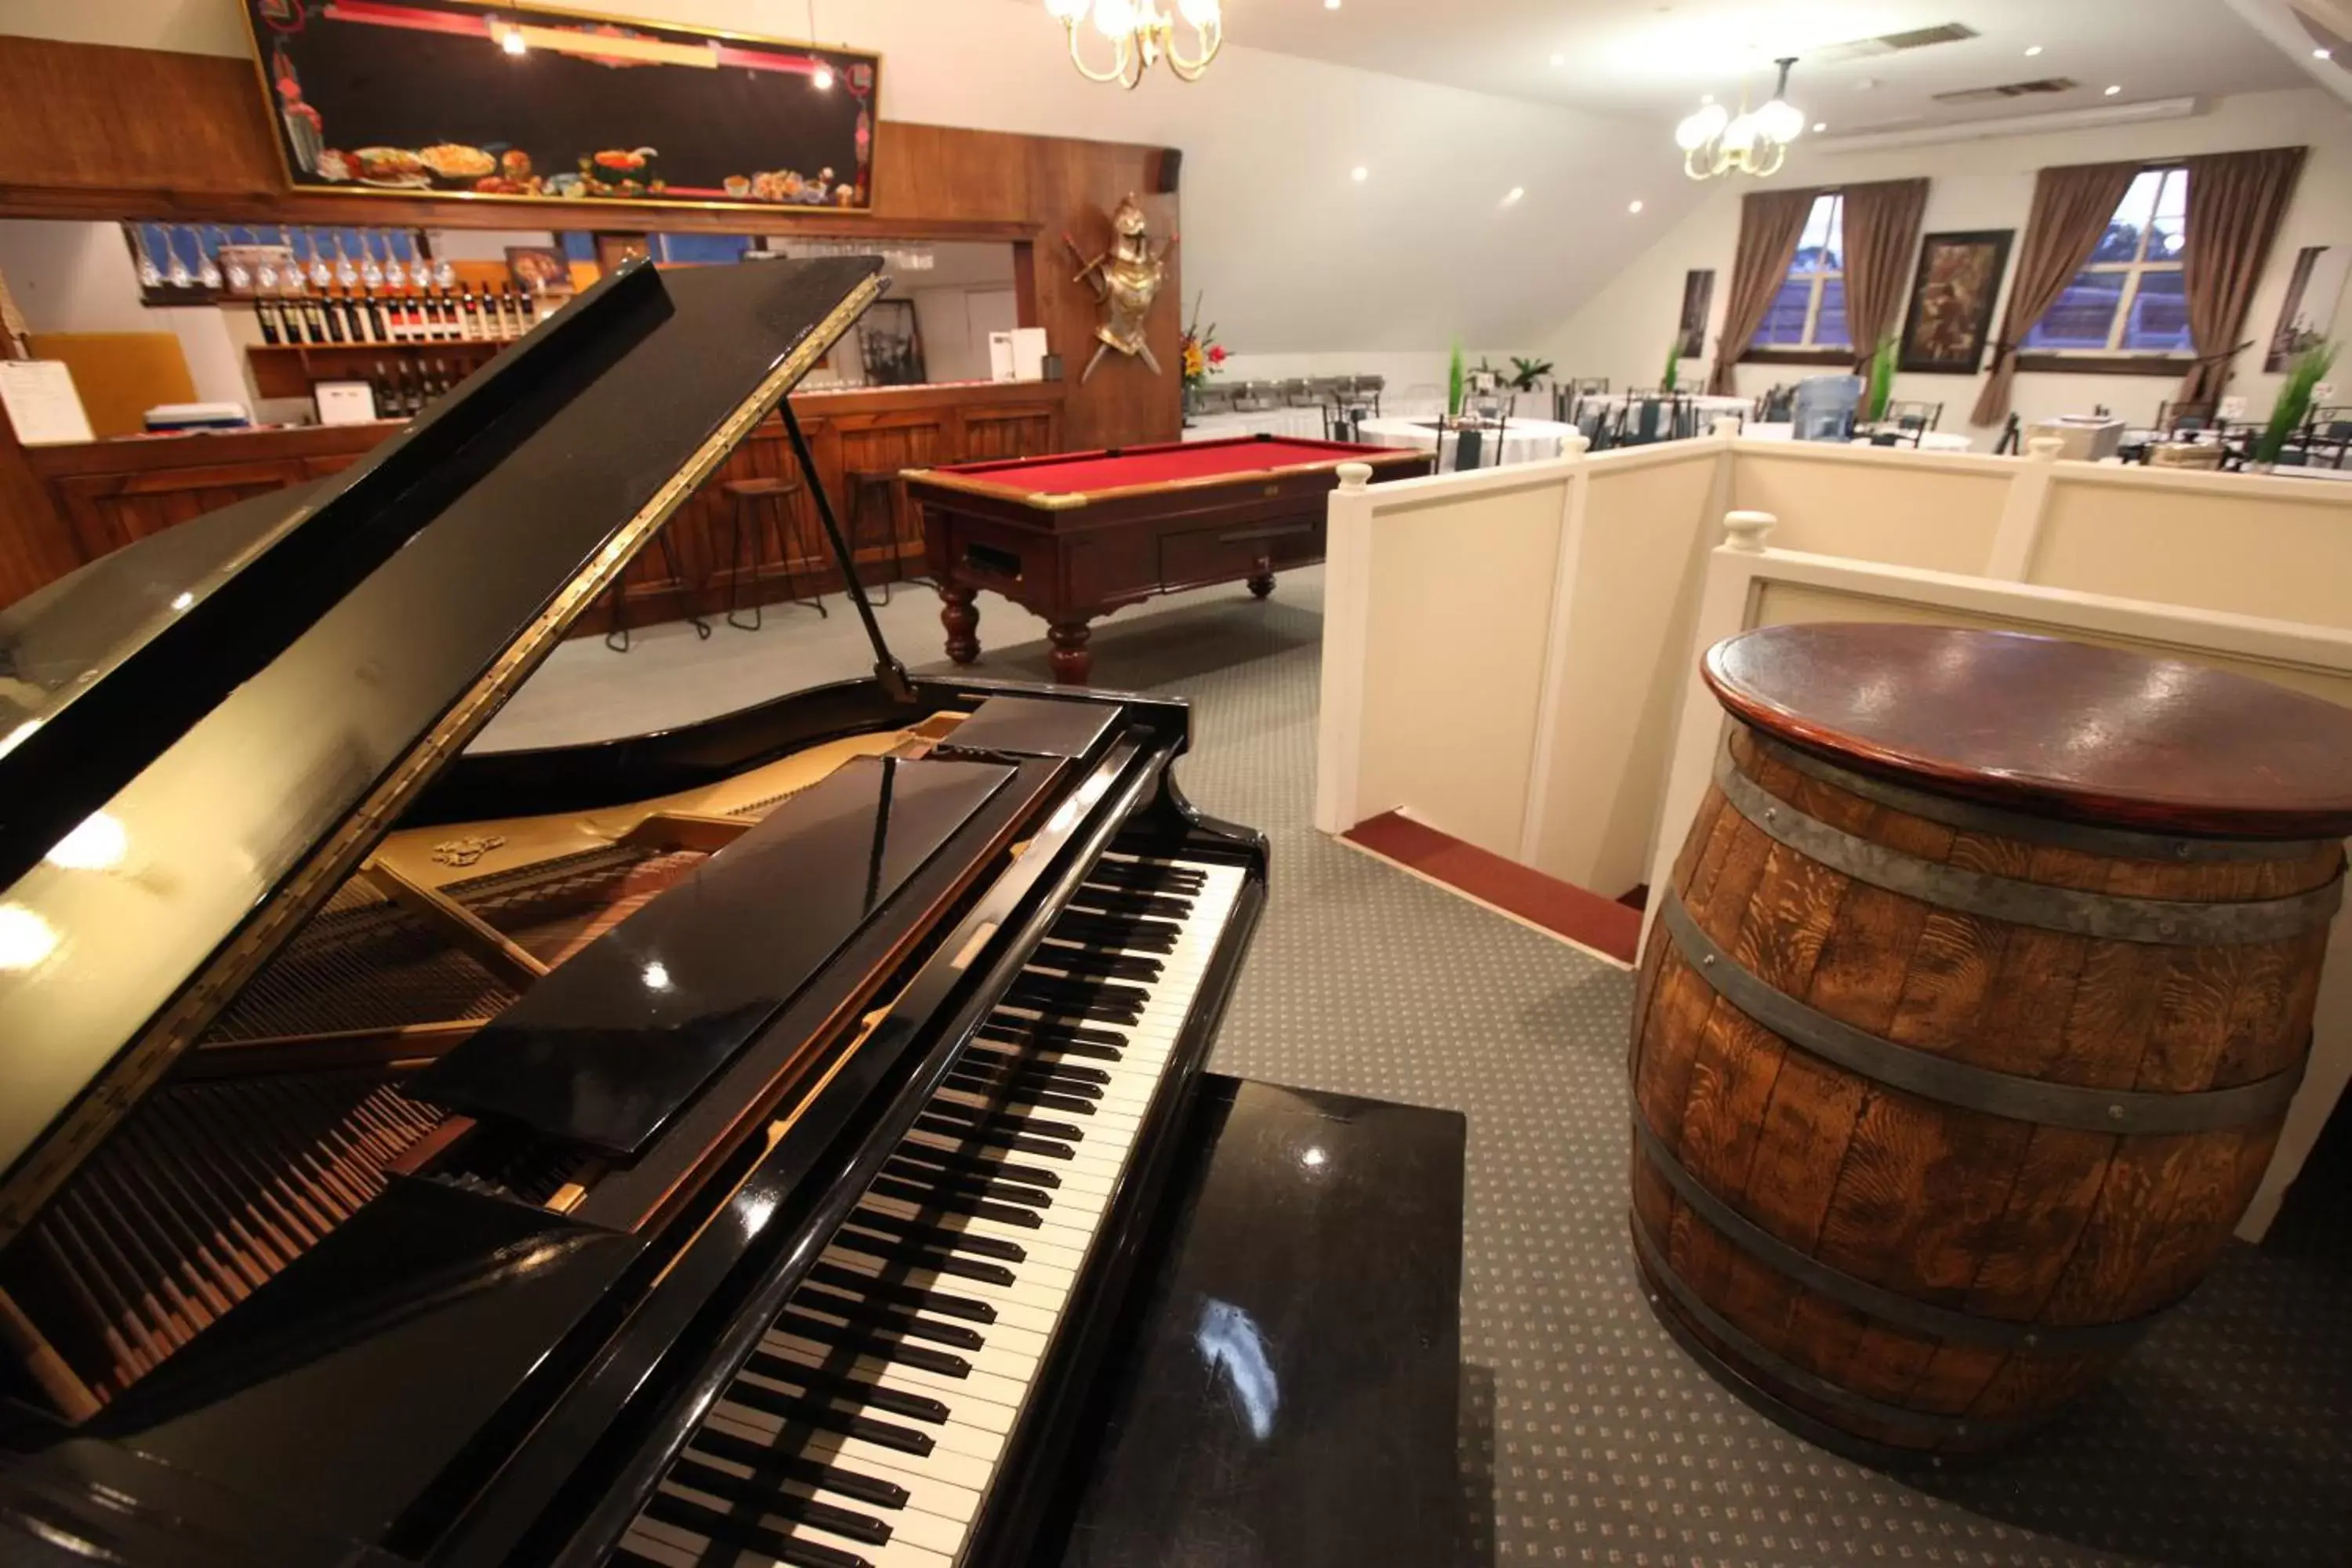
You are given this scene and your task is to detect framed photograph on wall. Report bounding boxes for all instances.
[1898,230,2013,375]
[2263,245,2349,372]
[1676,270,1715,358]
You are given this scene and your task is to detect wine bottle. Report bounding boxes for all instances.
[358,287,386,343]
[370,360,396,419]
[459,286,482,341]
[321,289,349,344]
[504,285,528,338]
[300,294,332,347]
[254,296,284,347]
[432,289,456,341]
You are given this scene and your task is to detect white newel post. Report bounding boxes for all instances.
[1985,435,2065,580]
[1313,463,1379,837]
[1517,437,1595,864]
[1637,510,1778,955]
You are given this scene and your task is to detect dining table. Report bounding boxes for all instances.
[1357,414,1575,467]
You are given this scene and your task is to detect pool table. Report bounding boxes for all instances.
[901,434,1432,684]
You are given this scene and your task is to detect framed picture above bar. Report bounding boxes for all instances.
[1898,230,2013,376]
[241,0,880,212]
[1676,270,1715,359]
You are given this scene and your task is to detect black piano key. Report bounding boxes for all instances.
[916,1115,1080,1164]
[833,1225,1022,1285]
[1028,942,1163,982]
[720,1377,935,1458]
[1069,888,1195,920]
[1049,919,1177,955]
[767,1319,975,1382]
[946,1068,1104,1112]
[1006,975,1150,1012]
[1087,859,1207,891]
[612,1548,670,1568]
[643,1487,875,1568]
[794,1285,987,1350]
[670,1452,898,1546]
[916,1103,1089,1146]
[954,1051,1112,1092]
[891,1141,1064,1190]
[856,1194,1039,1243]
[979,1019,1127,1057]
[689,1426,911,1511]
[807,1262,996,1324]
[877,1163,1055,1214]
[748,1348,956,1421]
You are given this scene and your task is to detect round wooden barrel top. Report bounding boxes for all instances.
[1702,624,2352,840]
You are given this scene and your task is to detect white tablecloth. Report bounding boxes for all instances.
[1744,423,1973,452]
[1182,407,1327,442]
[1358,415,1573,467]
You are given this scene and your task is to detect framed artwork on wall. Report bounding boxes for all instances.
[1898,230,2013,375]
[1676,270,1715,358]
[2263,245,2349,372]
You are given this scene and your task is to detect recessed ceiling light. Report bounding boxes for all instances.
[2318,48,2334,60]
[1813,121,1828,132]
[1501,187,1525,206]
[1351,165,1369,182]
[1326,0,1341,9]
[1628,199,1644,214]
[1700,93,1715,105]
[812,61,835,89]
[1550,52,1565,66]
[2104,83,2122,95]
[2025,45,2043,57]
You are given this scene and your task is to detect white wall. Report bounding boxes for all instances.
[1546,89,2352,436]
[0,218,249,410]
[0,0,1704,366]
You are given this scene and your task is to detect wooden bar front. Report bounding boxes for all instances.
[8,380,1065,633]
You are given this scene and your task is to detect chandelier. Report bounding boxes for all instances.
[1675,56,1806,180]
[1045,0,1223,88]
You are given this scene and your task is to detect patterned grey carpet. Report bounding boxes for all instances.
[951,580,2352,1568]
[515,571,2351,1567]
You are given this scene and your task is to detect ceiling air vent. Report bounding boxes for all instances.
[1932,77,2082,103]
[1812,22,1980,64]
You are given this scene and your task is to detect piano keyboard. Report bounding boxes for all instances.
[614,851,1246,1568]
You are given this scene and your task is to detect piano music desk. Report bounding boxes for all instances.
[904,435,1432,684]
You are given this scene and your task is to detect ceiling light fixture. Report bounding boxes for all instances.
[2104,83,2122,94]
[2025,44,2043,56]
[1676,56,1806,180]
[1813,121,1828,132]
[1046,0,1222,88]
[1326,0,1341,9]
[1501,187,1525,206]
[1628,199,1644,213]
[2318,49,2334,60]
[1551,53,1565,66]
[1350,165,1369,182]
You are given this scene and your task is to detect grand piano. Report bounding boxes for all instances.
[0,256,1463,1568]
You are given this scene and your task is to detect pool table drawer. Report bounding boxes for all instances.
[1158,517,1323,590]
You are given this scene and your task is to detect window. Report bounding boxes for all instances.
[1751,194,1849,351]
[2024,168,2190,355]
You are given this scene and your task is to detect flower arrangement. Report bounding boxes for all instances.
[1181,293,1227,391]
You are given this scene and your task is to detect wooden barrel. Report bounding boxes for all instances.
[1629,623,2352,1463]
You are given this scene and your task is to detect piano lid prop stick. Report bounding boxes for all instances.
[777,399,916,704]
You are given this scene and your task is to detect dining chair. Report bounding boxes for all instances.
[2303,407,2351,469]
[1885,400,1943,436]
[2157,399,2218,438]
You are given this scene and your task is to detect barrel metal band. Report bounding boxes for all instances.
[1750,732,2335,866]
[1715,754,2345,945]
[1630,1210,2045,1446]
[1660,891,2305,1134]
[1628,1114,2165,1353]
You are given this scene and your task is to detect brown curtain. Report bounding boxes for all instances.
[1708,187,1817,395]
[1970,161,2140,427]
[1839,178,1929,374]
[2180,147,2307,405]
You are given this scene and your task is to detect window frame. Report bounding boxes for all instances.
[2016,163,2194,372]
[1742,192,1854,364]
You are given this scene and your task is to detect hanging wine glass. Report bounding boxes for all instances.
[129,223,164,289]
[278,229,307,295]
[165,227,194,289]
[253,230,280,293]
[434,255,456,289]
[196,227,223,292]
[359,231,383,290]
[383,231,407,290]
[307,228,333,289]
[334,230,358,289]
[221,229,252,293]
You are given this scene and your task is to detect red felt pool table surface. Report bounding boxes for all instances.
[933,436,1402,498]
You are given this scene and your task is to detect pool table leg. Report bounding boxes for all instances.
[1048,620,1094,685]
[940,583,982,665]
[1247,568,1276,599]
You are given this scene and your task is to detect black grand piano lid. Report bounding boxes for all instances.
[0,255,885,1240]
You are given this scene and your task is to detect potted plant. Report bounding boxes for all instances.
[2255,339,2339,466]
[1447,343,1467,421]
[1180,292,1227,424]
[1864,335,1899,426]
[1506,356,1555,395]
[1662,339,1681,394]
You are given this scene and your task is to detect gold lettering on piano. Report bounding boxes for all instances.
[950,922,1000,971]
[430,833,507,868]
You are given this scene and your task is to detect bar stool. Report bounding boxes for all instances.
[721,474,825,632]
[843,468,906,604]
[601,528,707,653]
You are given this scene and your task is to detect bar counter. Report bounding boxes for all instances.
[4,378,1067,633]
